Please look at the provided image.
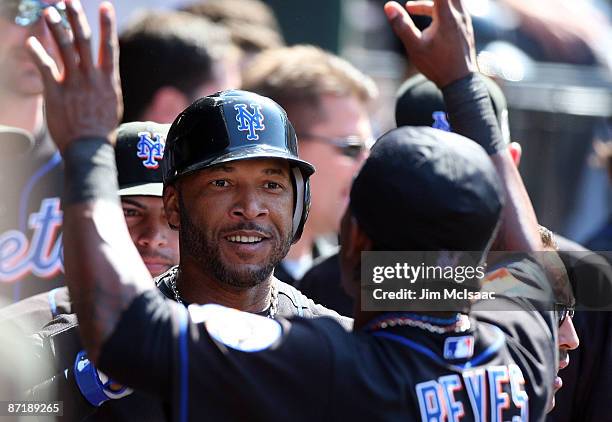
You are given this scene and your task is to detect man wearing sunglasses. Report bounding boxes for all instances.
[242,45,377,286]
[530,227,580,412]
[0,0,68,304]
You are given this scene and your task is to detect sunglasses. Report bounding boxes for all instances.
[554,303,575,327]
[298,133,374,159]
[0,0,67,27]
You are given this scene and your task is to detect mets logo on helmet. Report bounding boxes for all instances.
[234,103,266,141]
[136,131,166,169]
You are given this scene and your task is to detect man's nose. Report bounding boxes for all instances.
[230,187,269,220]
[137,222,169,247]
[559,316,580,351]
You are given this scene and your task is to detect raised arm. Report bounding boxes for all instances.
[384,0,541,252]
[27,0,154,363]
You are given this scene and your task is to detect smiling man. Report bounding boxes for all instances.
[242,45,377,285]
[8,94,348,421]
[155,89,350,323]
[25,0,559,419]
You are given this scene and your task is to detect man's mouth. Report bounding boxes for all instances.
[226,235,265,244]
[224,228,271,244]
[221,230,273,258]
[141,255,174,276]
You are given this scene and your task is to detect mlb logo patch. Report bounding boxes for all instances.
[443,335,474,360]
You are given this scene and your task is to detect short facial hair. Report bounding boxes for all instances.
[178,191,292,288]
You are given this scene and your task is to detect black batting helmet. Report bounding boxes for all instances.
[162,89,315,243]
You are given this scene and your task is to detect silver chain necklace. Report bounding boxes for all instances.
[365,314,471,334]
[170,276,279,319]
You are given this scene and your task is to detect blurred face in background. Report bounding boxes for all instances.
[0,0,60,96]
[297,94,372,237]
[191,49,242,97]
[122,195,179,277]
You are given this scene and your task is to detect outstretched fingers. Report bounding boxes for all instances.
[26,36,61,89]
[404,1,434,17]
[384,1,422,51]
[433,0,455,19]
[65,0,94,75]
[43,6,79,81]
[98,2,119,79]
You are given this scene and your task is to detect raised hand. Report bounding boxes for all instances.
[384,0,478,88]
[26,0,122,153]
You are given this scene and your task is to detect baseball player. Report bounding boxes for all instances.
[27,0,558,420]
[15,111,349,419]
[0,121,178,416]
[0,0,66,303]
[0,121,177,336]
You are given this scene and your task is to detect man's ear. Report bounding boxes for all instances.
[340,215,374,301]
[345,217,373,261]
[163,184,181,231]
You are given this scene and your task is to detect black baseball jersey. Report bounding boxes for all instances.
[0,129,64,303]
[20,273,351,421]
[99,258,556,421]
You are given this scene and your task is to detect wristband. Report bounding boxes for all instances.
[62,137,119,205]
[73,350,133,407]
[442,74,506,155]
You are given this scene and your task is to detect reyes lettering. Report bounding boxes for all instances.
[416,364,529,421]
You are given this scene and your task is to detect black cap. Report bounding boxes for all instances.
[162,90,316,242]
[350,126,504,251]
[114,122,170,197]
[163,89,315,184]
[395,74,511,145]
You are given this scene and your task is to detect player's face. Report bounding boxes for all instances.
[121,196,179,278]
[548,313,579,411]
[0,1,59,96]
[297,94,372,237]
[169,159,294,288]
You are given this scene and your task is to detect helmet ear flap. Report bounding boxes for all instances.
[290,167,311,243]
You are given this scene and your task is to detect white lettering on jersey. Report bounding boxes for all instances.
[416,365,529,421]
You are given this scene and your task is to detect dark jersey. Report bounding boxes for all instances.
[99,261,556,421]
[0,130,64,303]
[22,273,351,421]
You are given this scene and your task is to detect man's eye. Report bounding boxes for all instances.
[211,180,230,187]
[123,209,140,217]
[265,182,282,190]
